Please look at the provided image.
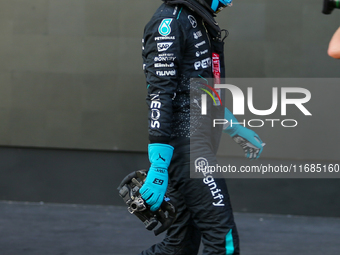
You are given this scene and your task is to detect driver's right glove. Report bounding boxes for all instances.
[140,143,174,211]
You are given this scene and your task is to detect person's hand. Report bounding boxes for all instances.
[230,127,265,160]
[223,108,265,159]
[140,143,174,211]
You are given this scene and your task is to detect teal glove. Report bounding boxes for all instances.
[223,108,265,159]
[140,143,174,211]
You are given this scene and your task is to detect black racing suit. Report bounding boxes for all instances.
[141,1,240,254]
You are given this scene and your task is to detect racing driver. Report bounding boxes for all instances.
[139,0,265,254]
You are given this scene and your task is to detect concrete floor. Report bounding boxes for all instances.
[0,201,339,255]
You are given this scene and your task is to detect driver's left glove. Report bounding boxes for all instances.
[223,108,265,159]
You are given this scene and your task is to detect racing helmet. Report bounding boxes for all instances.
[197,0,232,14]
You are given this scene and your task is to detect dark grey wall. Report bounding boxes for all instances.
[1,146,340,217]
[0,0,157,152]
[0,0,340,159]
[220,0,340,78]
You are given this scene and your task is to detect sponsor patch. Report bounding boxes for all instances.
[154,56,176,62]
[212,53,221,105]
[157,42,173,52]
[173,6,178,15]
[195,157,225,207]
[196,49,209,57]
[193,30,202,39]
[156,70,176,76]
[152,178,164,185]
[212,53,221,85]
[188,15,197,28]
[154,36,175,41]
[194,57,211,70]
[154,62,175,68]
[195,41,206,48]
[158,18,173,36]
[150,93,161,129]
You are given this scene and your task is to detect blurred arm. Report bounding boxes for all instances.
[328,26,340,59]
